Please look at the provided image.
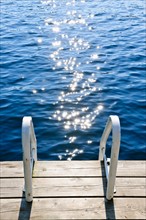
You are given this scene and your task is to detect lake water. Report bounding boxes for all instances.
[0,0,146,161]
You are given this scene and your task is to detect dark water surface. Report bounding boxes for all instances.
[0,0,146,161]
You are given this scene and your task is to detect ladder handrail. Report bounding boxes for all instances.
[22,116,37,202]
[22,115,120,201]
[99,115,120,200]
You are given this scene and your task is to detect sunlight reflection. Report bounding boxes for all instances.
[87,140,92,144]
[69,136,76,143]
[37,38,43,44]
[52,41,61,47]
[58,148,84,160]
[54,102,104,130]
[56,61,62,67]
[69,37,90,51]
[52,26,60,33]
[32,89,37,94]
[39,0,105,160]
[90,53,99,60]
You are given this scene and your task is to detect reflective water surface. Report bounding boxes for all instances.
[0,0,146,160]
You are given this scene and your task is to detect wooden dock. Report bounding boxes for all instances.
[0,160,146,219]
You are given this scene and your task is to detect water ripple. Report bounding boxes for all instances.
[0,0,145,160]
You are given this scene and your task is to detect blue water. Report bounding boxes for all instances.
[0,0,146,161]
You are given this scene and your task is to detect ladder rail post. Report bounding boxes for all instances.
[30,121,37,161]
[22,116,37,202]
[99,118,112,161]
[106,116,120,200]
[99,115,121,200]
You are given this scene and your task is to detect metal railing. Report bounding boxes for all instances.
[99,115,120,200]
[22,116,37,202]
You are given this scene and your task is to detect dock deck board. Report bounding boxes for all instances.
[0,160,146,219]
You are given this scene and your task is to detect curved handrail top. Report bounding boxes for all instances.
[22,116,33,128]
[99,115,120,161]
[22,116,37,160]
[109,115,120,130]
[100,115,120,145]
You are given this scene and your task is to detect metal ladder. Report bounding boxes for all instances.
[22,115,120,202]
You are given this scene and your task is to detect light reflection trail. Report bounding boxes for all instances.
[40,0,105,160]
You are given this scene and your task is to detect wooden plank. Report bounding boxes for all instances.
[0,162,24,178]
[33,161,103,177]
[0,198,145,219]
[0,161,146,178]
[1,177,145,198]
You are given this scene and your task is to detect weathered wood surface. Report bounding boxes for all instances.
[1,160,146,177]
[0,160,146,219]
[0,198,145,220]
[1,177,145,198]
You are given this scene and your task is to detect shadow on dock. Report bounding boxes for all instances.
[18,192,32,220]
[100,161,116,220]
[17,162,116,220]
